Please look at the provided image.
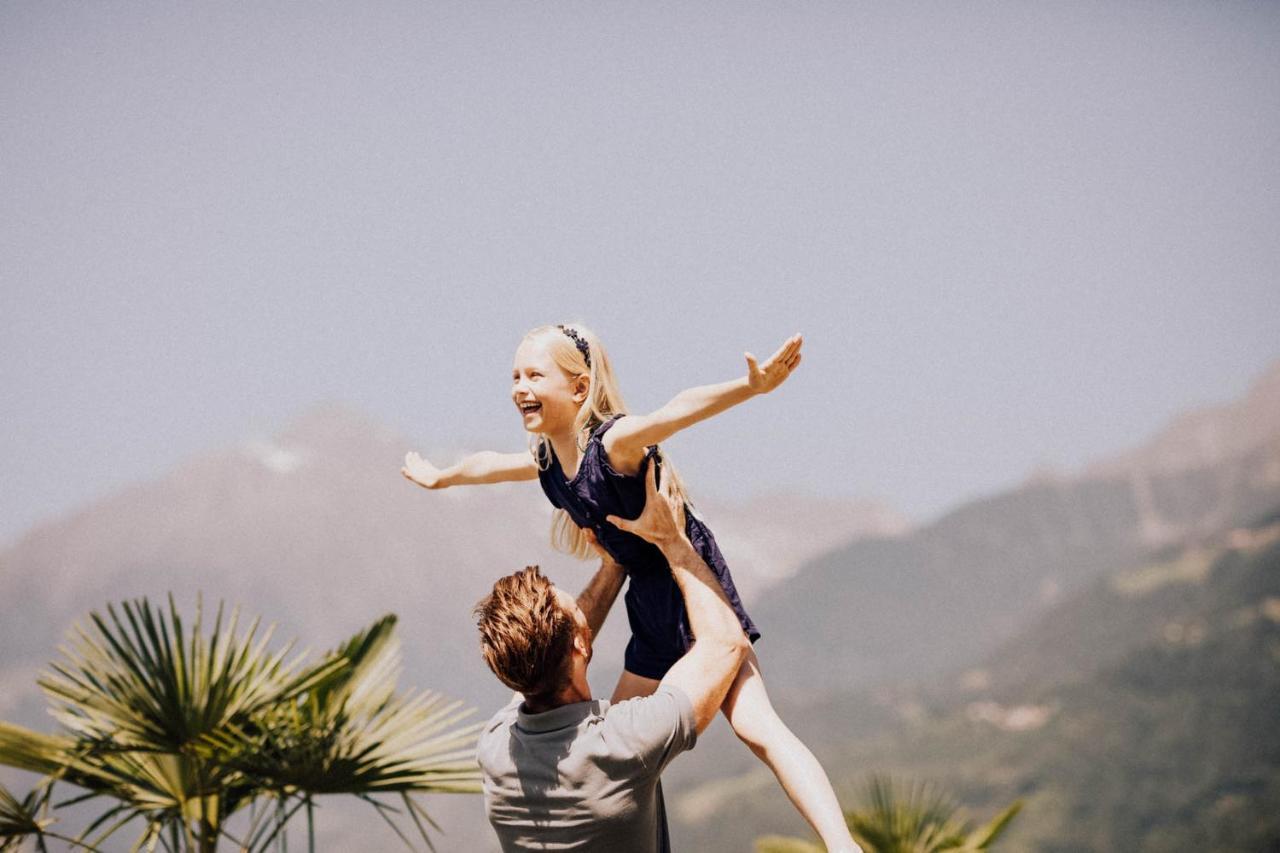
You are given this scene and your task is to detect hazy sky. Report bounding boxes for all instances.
[3,1,1278,546]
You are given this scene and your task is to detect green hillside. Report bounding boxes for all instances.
[671,511,1280,851]
[750,447,1280,701]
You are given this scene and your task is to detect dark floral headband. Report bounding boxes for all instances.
[557,325,592,369]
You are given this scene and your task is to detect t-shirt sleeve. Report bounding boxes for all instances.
[601,684,698,776]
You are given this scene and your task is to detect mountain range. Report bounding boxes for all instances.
[2,359,1277,851]
[668,505,1280,852]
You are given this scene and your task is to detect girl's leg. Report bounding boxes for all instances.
[611,669,661,703]
[722,649,859,853]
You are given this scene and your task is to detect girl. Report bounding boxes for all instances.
[402,323,857,852]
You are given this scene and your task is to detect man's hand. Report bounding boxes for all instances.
[745,333,803,395]
[605,456,686,547]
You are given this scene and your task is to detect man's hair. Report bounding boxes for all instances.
[475,566,575,700]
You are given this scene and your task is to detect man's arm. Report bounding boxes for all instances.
[606,463,749,734]
[576,532,625,638]
[649,534,748,733]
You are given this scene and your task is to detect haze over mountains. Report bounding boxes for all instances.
[0,401,906,730]
[2,359,1278,850]
[661,361,1280,849]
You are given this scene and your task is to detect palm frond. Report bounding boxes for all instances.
[38,595,333,752]
[960,800,1023,850]
[842,774,1021,853]
[2,596,483,852]
[753,835,825,853]
[0,783,52,846]
[0,722,76,776]
[213,615,482,797]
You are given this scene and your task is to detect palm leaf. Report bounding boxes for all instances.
[212,614,482,849]
[0,783,51,846]
[841,774,1021,853]
[2,596,482,852]
[753,835,824,853]
[961,800,1023,850]
[213,615,481,796]
[39,595,334,752]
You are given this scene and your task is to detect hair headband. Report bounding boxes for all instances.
[557,325,592,369]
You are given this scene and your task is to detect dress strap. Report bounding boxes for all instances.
[591,413,627,439]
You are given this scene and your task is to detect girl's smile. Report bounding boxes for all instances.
[511,339,587,435]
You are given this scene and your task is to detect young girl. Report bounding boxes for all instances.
[402,323,857,852]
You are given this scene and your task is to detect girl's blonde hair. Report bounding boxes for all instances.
[521,322,693,560]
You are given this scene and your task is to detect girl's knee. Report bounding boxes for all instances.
[730,706,786,752]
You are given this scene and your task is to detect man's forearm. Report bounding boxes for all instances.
[656,534,744,645]
[576,560,625,637]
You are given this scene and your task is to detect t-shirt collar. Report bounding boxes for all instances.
[516,698,611,733]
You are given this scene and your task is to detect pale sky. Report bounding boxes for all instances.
[3,1,1279,546]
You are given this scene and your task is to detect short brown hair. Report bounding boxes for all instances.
[474,566,574,700]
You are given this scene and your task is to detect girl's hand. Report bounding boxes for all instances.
[402,451,445,489]
[745,333,803,395]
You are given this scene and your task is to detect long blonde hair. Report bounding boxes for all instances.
[521,322,693,559]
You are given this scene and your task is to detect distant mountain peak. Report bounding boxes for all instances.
[242,440,310,474]
[274,401,402,450]
[1084,357,1280,480]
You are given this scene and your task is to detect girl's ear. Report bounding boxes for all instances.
[572,375,590,403]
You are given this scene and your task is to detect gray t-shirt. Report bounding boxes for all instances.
[476,684,698,851]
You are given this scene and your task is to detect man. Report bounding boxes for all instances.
[474,457,750,851]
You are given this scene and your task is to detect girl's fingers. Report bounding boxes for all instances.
[764,339,799,370]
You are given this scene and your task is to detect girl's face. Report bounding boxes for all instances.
[511,338,587,435]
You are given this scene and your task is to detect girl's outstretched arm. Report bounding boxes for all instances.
[401,449,538,489]
[604,333,803,471]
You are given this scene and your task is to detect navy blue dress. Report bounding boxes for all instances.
[536,414,760,679]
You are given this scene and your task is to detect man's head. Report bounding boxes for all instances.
[475,566,591,703]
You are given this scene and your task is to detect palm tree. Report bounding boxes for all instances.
[0,595,481,852]
[756,774,1022,853]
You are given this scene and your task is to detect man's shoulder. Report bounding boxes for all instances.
[601,684,693,725]
[476,696,521,768]
[597,684,698,771]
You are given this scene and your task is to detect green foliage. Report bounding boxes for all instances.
[754,835,824,853]
[753,521,1280,853]
[755,774,1021,853]
[0,784,49,851]
[0,595,481,852]
[846,775,1021,853]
